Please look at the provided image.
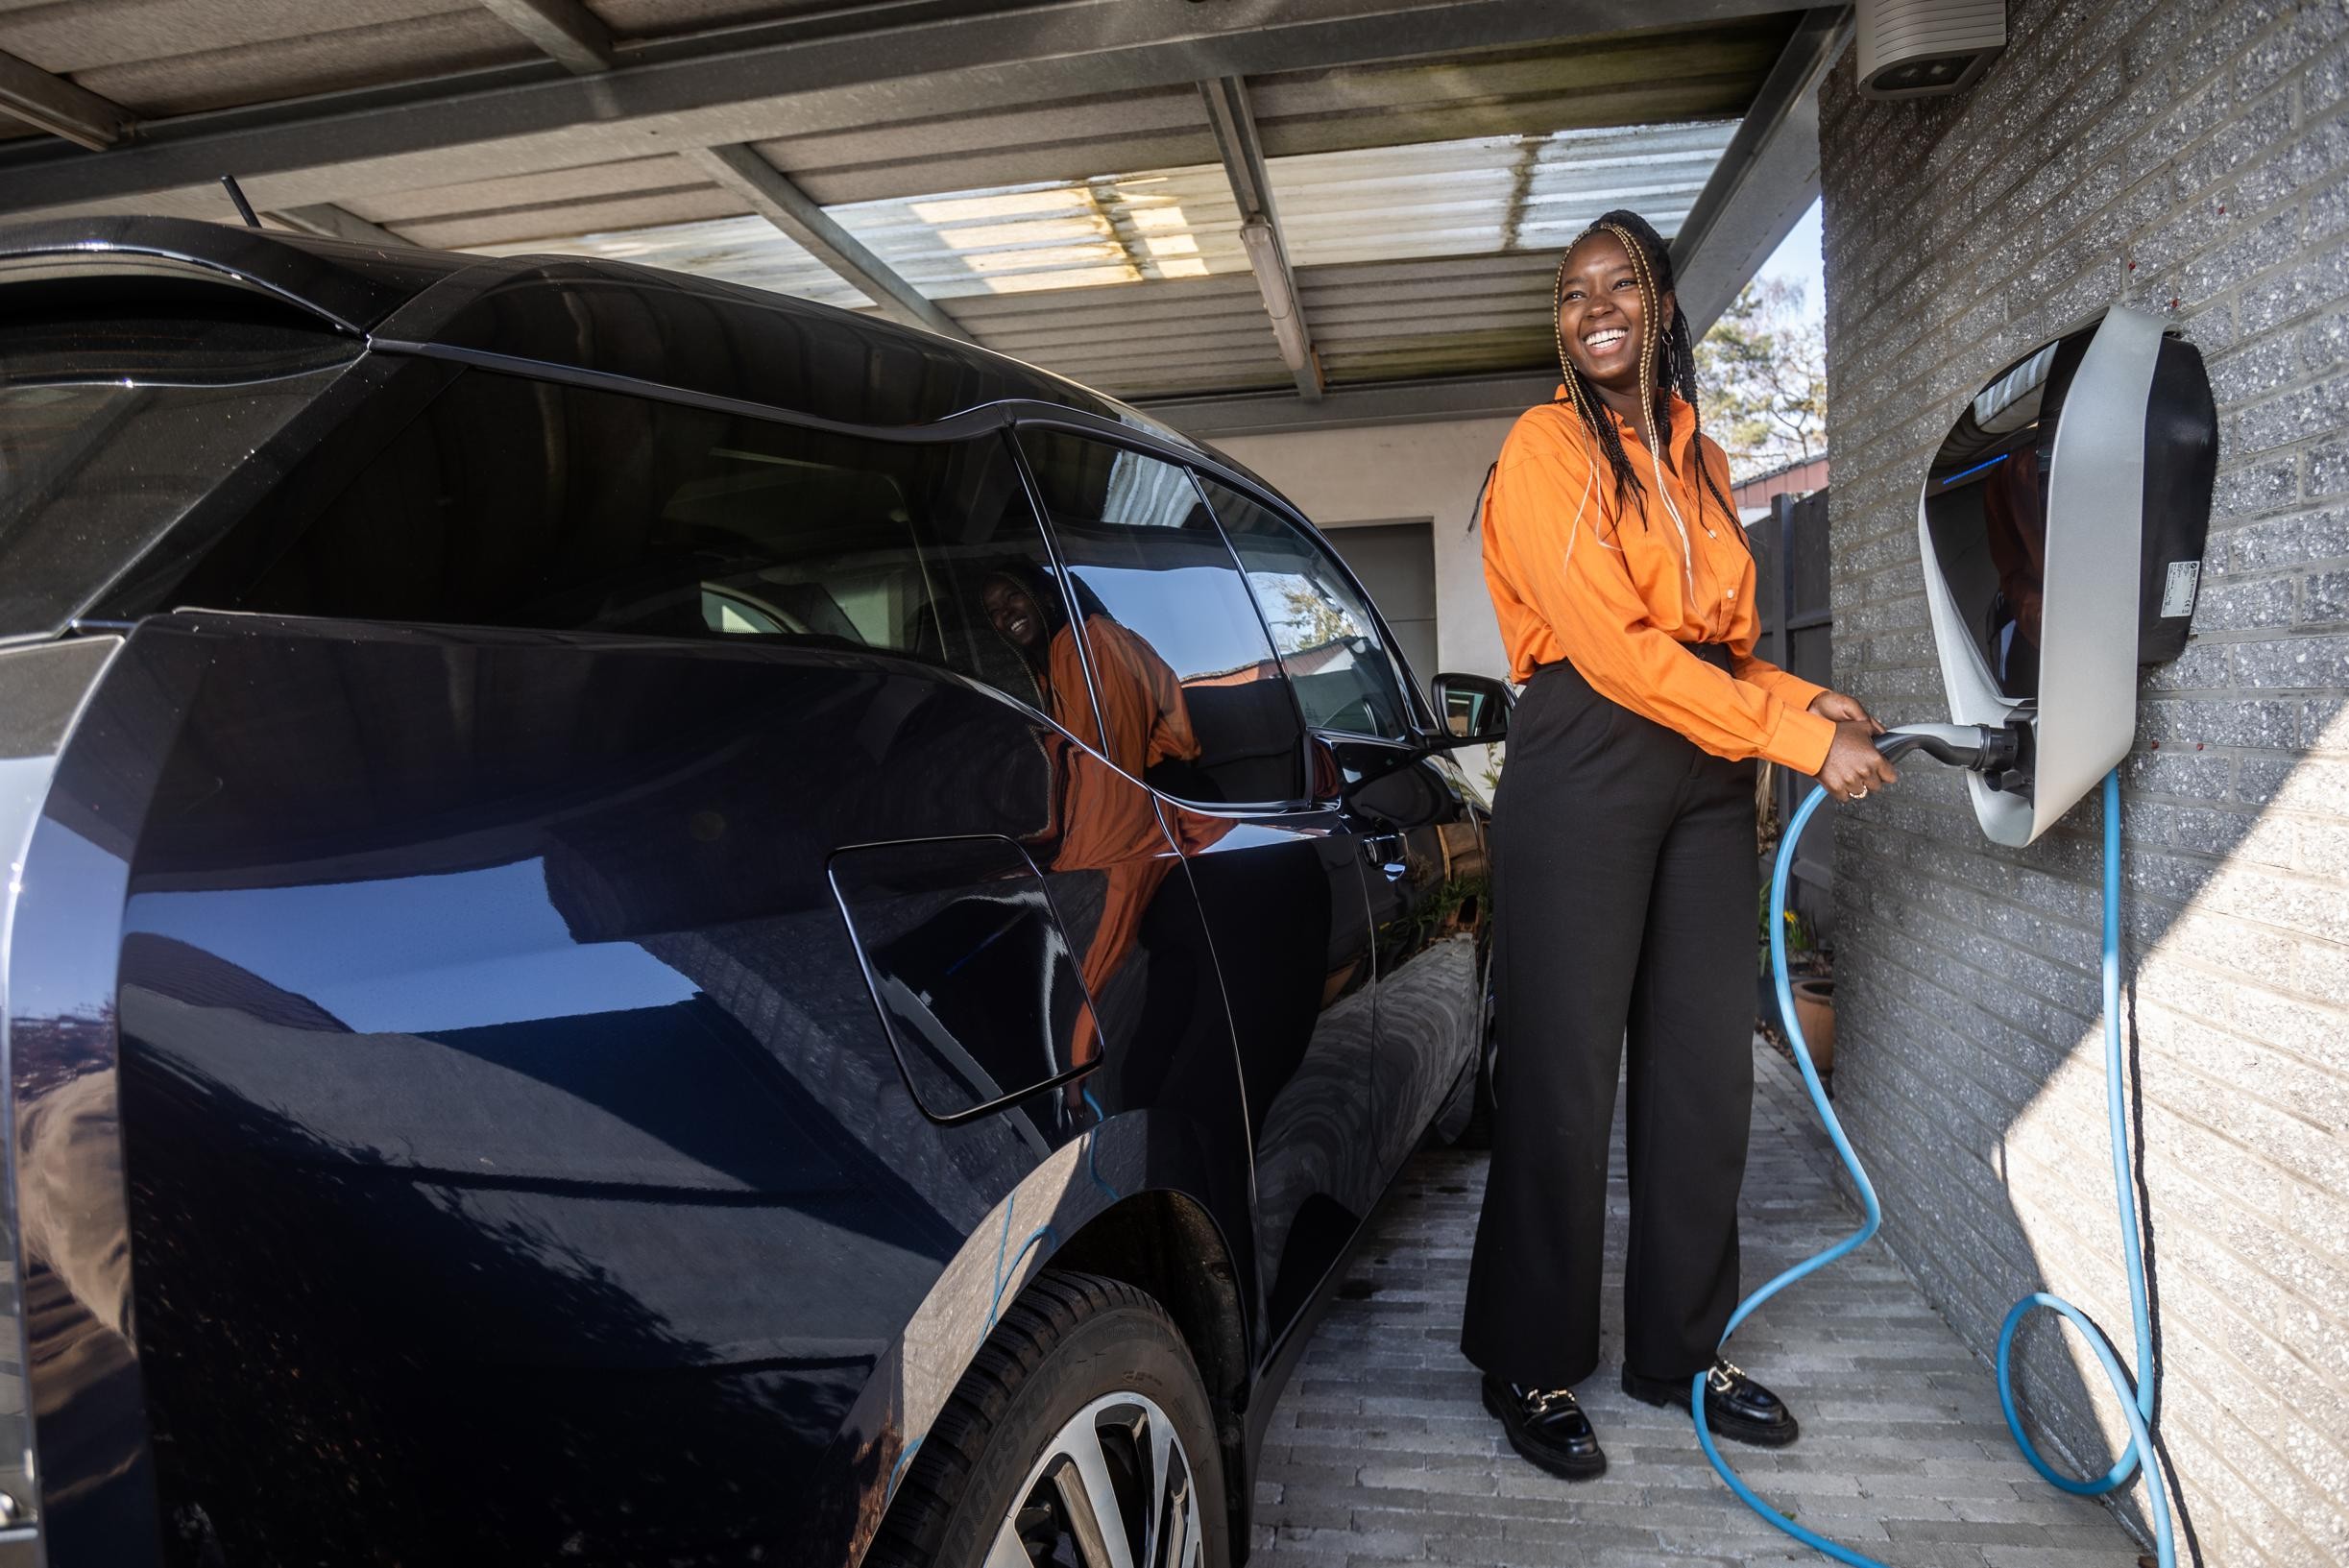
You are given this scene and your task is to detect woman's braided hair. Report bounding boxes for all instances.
[1550,208,1742,541]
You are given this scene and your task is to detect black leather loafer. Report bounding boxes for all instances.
[1481,1374,1608,1479]
[1621,1359,1801,1447]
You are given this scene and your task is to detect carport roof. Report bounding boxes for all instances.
[0,0,1846,432]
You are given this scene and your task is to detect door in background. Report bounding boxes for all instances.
[1321,520,1437,695]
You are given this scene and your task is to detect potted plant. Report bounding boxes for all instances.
[1754,761,1834,1083]
[1788,964,1834,1081]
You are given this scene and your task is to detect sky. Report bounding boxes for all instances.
[1753,197,1825,320]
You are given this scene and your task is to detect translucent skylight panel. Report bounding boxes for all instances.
[1268,121,1738,267]
[460,118,1740,318]
[1266,137,1519,267]
[828,166,1248,298]
[1516,122,1739,248]
[467,214,875,310]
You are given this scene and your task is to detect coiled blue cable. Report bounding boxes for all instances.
[1701,768,2174,1568]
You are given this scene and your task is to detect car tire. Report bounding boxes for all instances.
[869,1269,1229,1568]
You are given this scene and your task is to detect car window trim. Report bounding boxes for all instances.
[372,339,1022,445]
[362,343,1404,785]
[1190,476,1429,745]
[1178,463,1321,804]
[372,344,1278,548]
[1004,410,1440,738]
[1007,423,1318,816]
[165,356,1101,738]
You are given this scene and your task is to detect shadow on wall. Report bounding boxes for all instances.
[1812,0,2349,1551]
[1830,561,2349,1566]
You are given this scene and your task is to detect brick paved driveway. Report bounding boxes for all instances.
[1247,1040,2145,1567]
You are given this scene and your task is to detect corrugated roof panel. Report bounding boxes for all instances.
[1268,139,1519,266]
[945,275,1290,399]
[594,0,1049,42]
[405,185,743,250]
[764,16,1788,212]
[753,87,1214,207]
[1515,121,1738,250]
[468,215,875,311]
[1250,20,1787,155]
[830,166,1247,300]
[1267,120,1734,269]
[1298,253,1562,387]
[349,155,708,227]
[1,1,532,118]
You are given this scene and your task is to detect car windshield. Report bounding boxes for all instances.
[0,279,359,641]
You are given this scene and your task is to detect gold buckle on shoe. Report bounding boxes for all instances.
[1523,1386,1581,1415]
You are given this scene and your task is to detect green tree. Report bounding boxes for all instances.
[1274,578,1356,651]
[1695,278,1826,484]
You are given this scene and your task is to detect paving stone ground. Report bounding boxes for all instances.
[1247,1038,2145,1568]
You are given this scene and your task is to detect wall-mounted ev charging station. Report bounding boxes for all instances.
[1703,304,2219,1568]
[1917,304,2221,843]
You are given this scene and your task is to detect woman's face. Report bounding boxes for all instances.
[982,575,1048,649]
[1555,229,1675,395]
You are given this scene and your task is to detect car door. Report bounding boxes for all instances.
[1203,478,1490,1183]
[1016,427,1384,1341]
[103,369,1247,1567]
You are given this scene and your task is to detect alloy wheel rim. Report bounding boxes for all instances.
[987,1390,1204,1568]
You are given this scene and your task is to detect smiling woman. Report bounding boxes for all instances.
[1461,209,1896,1483]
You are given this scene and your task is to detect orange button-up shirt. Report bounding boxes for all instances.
[1482,391,1835,775]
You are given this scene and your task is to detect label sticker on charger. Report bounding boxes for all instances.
[2160,560,2201,618]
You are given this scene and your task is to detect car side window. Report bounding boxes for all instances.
[233,369,1079,715]
[1200,479,1417,742]
[1018,429,1306,806]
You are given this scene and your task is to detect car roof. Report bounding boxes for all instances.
[0,215,1205,446]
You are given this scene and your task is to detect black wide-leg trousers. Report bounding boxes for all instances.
[1461,649,1759,1389]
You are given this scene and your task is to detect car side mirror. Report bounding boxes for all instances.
[1428,672,1511,747]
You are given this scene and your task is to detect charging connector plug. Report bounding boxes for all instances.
[1875,721,2026,775]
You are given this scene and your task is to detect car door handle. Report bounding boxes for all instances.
[1363,832,1408,878]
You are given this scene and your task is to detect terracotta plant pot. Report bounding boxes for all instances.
[1789,977,1835,1078]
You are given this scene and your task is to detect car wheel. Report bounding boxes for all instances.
[870,1269,1228,1568]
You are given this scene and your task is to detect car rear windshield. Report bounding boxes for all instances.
[0,276,360,641]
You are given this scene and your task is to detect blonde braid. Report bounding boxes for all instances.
[1600,221,1665,455]
[1552,250,1626,555]
[1599,219,1695,601]
[1550,226,1662,536]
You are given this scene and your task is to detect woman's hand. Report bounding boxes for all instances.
[1816,721,1897,804]
[1808,689,1883,733]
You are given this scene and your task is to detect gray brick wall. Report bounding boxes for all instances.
[1818,0,2349,1559]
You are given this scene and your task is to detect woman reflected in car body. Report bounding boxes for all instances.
[981,565,1202,1079]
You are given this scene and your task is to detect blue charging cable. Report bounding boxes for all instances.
[1703,768,2174,1567]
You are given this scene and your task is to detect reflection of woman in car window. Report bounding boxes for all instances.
[981,565,1199,778]
[982,564,1202,1077]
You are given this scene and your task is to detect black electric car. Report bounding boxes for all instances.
[0,218,1508,1568]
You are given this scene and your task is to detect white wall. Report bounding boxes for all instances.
[1212,416,1521,689]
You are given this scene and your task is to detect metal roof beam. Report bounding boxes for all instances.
[477,0,616,76]
[684,143,969,342]
[1200,76,1323,402]
[1668,7,1850,337]
[0,50,133,151]
[268,203,407,249]
[0,0,1809,222]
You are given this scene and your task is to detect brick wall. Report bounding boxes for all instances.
[1818,0,2349,1558]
